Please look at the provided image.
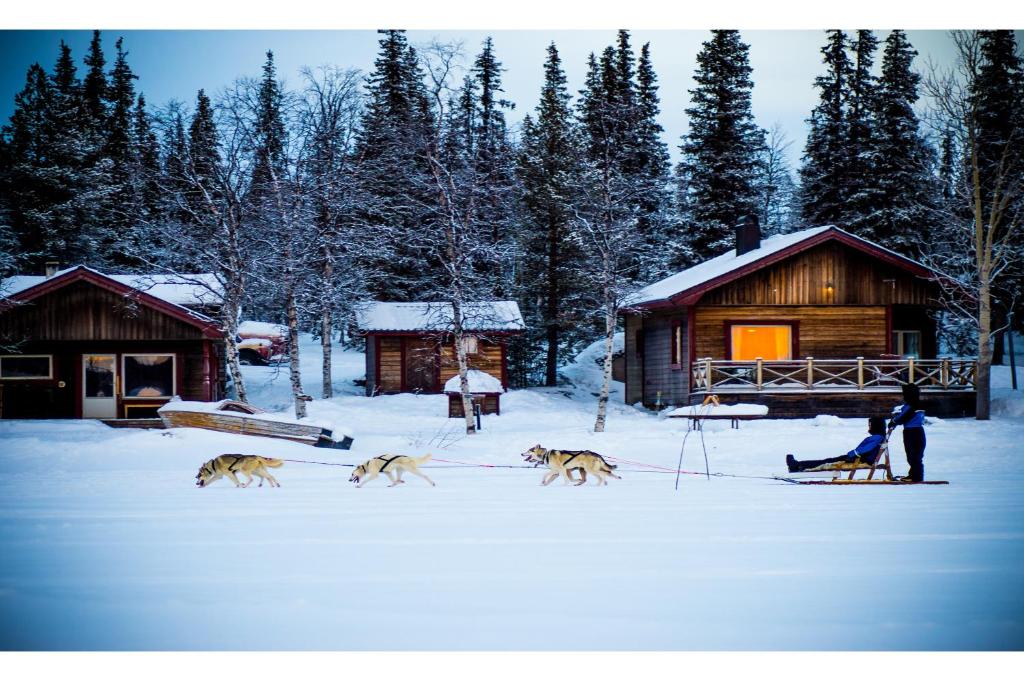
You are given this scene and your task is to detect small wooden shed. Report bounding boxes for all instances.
[0,266,226,420]
[355,301,525,396]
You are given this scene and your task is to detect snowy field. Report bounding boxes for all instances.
[1,336,1023,650]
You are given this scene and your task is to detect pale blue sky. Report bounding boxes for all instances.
[0,30,1012,165]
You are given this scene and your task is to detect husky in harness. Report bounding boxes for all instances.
[520,445,621,486]
[349,454,436,488]
[195,454,284,488]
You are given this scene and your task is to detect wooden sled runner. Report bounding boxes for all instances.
[779,438,948,485]
[159,399,354,449]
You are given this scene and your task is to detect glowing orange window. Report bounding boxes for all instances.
[730,325,793,361]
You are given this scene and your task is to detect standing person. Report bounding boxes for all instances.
[785,417,888,472]
[891,382,926,482]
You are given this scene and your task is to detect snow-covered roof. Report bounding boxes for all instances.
[630,227,832,306]
[443,369,504,394]
[1,266,222,308]
[238,321,288,338]
[355,301,525,332]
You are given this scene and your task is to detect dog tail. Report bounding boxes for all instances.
[260,457,285,468]
[415,453,433,465]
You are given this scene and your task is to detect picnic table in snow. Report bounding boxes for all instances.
[666,402,769,429]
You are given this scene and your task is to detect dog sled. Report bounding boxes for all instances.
[159,399,353,449]
[779,432,948,485]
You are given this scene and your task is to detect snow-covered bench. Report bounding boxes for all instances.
[665,402,769,429]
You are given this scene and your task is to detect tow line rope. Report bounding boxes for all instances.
[278,456,791,482]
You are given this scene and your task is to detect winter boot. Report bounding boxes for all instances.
[786,454,799,473]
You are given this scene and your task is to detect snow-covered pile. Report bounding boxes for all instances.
[443,369,503,394]
[237,320,287,338]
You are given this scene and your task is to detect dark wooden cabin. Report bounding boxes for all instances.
[624,219,977,418]
[0,266,226,420]
[355,301,525,398]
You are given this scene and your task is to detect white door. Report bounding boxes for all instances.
[82,354,117,419]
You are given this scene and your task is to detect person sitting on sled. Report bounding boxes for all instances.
[785,416,887,473]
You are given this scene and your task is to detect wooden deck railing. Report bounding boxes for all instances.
[690,357,977,393]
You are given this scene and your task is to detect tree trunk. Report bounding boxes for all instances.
[545,213,560,386]
[321,306,332,400]
[222,299,247,404]
[976,278,992,420]
[451,300,477,435]
[287,287,307,419]
[593,305,617,433]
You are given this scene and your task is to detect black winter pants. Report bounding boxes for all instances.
[903,427,926,482]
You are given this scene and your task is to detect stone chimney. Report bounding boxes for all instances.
[735,215,761,256]
[44,260,60,279]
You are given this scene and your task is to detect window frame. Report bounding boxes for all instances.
[725,321,799,361]
[0,354,54,380]
[891,329,922,358]
[460,336,479,356]
[670,320,684,370]
[121,353,177,400]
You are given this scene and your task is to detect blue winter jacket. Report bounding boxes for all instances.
[890,403,925,429]
[845,434,885,465]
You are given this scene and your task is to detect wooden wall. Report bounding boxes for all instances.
[370,334,506,394]
[440,340,503,387]
[694,305,887,359]
[0,280,207,341]
[376,337,403,393]
[624,310,690,407]
[700,242,937,306]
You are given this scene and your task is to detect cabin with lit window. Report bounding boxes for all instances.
[623,218,977,418]
[0,265,226,422]
[355,301,525,410]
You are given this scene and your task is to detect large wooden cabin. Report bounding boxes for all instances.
[0,266,226,420]
[355,301,524,396]
[624,219,977,418]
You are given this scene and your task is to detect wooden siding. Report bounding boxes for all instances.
[377,337,403,393]
[623,309,689,407]
[440,340,503,387]
[700,242,937,306]
[0,280,207,341]
[370,334,506,394]
[694,305,887,360]
[624,315,643,405]
[364,335,377,396]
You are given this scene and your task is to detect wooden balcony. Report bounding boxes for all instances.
[689,357,977,418]
[692,357,977,393]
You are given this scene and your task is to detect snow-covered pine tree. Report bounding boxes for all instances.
[102,37,143,267]
[678,30,766,260]
[632,41,672,281]
[843,30,885,240]
[517,43,586,387]
[800,30,853,228]
[354,30,437,300]
[870,30,935,254]
[973,30,1024,365]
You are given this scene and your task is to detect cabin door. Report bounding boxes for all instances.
[82,354,118,419]
[404,339,438,393]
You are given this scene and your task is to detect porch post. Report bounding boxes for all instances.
[942,358,950,389]
[908,357,915,384]
[857,357,864,389]
[704,357,712,391]
[806,357,814,389]
[756,357,763,391]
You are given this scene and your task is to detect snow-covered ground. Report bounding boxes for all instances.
[1,335,1022,650]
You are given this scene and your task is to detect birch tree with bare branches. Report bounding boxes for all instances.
[922,31,1023,420]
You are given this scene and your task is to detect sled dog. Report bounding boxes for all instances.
[195,454,284,488]
[349,454,436,488]
[520,445,621,486]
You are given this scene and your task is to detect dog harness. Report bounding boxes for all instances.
[375,455,401,472]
